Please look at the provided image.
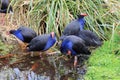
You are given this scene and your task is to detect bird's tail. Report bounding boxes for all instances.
[83,47,91,55]
[93,39,103,47]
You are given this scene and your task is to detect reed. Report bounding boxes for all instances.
[8,0,120,40]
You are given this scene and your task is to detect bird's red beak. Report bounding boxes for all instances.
[51,32,54,38]
[67,50,71,55]
[80,13,88,16]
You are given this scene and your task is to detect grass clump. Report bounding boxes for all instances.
[85,27,120,80]
[0,40,13,55]
[9,0,120,40]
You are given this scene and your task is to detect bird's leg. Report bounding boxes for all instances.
[67,50,78,67]
[1,13,5,25]
[30,52,34,57]
[39,52,44,60]
[74,56,78,67]
[39,52,42,58]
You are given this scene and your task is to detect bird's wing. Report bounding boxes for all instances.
[18,27,37,38]
[79,30,102,46]
[67,36,90,55]
[63,20,80,35]
[27,34,49,51]
[72,42,91,55]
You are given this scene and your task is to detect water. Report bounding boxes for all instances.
[0,52,89,80]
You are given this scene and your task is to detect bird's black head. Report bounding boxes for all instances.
[9,30,16,34]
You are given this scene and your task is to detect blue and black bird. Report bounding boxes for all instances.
[9,26,37,43]
[9,26,37,49]
[0,0,13,24]
[61,13,102,48]
[60,35,91,67]
[0,0,13,13]
[27,32,57,56]
[59,13,103,67]
[61,13,87,39]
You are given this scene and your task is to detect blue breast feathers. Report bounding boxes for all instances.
[78,18,86,31]
[43,36,57,50]
[61,40,76,55]
[13,30,24,41]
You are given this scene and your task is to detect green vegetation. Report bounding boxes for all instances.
[85,26,120,80]
[10,0,120,39]
[0,40,13,55]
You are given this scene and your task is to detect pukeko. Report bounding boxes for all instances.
[60,13,87,39]
[60,13,102,48]
[60,35,91,67]
[9,26,37,49]
[0,0,13,25]
[27,32,57,56]
[77,30,102,49]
